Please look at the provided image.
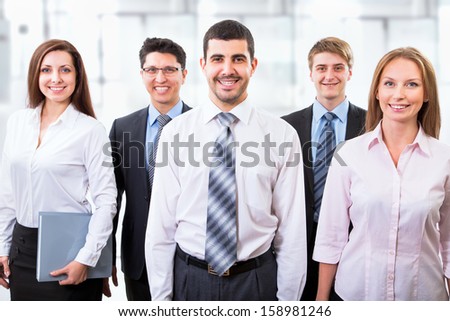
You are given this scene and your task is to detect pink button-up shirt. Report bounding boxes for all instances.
[313,122,450,300]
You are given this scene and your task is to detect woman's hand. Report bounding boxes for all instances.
[0,256,10,289]
[50,260,88,285]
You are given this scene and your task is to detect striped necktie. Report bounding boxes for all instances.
[313,112,337,222]
[148,114,172,190]
[205,112,238,276]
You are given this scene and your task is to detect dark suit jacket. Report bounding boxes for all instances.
[109,102,191,280]
[282,102,366,299]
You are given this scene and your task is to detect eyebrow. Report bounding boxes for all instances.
[382,76,422,82]
[143,65,179,68]
[209,53,247,60]
[41,64,73,68]
[315,63,345,68]
[209,54,224,59]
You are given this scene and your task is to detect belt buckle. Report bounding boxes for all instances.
[207,265,230,277]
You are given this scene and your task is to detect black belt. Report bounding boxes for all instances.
[176,244,274,277]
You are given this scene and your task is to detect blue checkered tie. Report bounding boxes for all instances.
[313,112,336,222]
[205,112,238,276]
[148,114,172,190]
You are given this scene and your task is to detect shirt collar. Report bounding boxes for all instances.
[312,98,349,124]
[148,100,183,126]
[32,103,79,128]
[202,98,252,125]
[58,104,79,128]
[367,121,431,156]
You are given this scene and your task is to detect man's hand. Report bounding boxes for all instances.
[103,265,118,297]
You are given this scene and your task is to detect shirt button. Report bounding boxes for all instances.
[389,251,395,255]
[388,274,394,280]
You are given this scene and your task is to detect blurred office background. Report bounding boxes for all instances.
[0,0,449,300]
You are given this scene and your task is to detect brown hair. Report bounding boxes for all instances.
[27,39,96,118]
[203,19,255,61]
[366,47,440,138]
[307,37,353,71]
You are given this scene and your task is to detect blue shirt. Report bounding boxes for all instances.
[145,100,183,166]
[311,98,349,162]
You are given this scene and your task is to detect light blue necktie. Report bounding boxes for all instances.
[313,112,336,222]
[148,114,172,190]
[205,112,238,276]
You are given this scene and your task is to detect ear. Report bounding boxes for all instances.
[347,68,353,80]
[250,57,258,76]
[181,69,188,84]
[200,57,206,71]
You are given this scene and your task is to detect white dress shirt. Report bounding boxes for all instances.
[313,122,450,300]
[145,99,307,300]
[0,105,117,267]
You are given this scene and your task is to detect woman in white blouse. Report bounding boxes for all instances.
[0,39,117,300]
[314,47,450,300]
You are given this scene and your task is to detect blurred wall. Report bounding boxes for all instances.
[1,0,449,146]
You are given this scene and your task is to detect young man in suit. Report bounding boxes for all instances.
[282,37,366,301]
[108,37,191,300]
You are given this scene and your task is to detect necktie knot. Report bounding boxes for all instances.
[217,112,237,128]
[157,114,172,127]
[323,112,336,123]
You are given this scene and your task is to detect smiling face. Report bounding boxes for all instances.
[310,52,352,110]
[377,57,426,126]
[38,50,76,107]
[141,51,187,113]
[200,39,257,111]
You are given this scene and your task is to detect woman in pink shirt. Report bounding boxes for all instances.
[314,47,450,300]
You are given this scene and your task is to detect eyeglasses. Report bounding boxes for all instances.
[142,66,182,77]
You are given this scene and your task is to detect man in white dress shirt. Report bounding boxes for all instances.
[145,19,307,301]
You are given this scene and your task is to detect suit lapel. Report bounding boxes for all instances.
[345,103,364,140]
[181,102,190,113]
[144,102,191,196]
[132,108,151,196]
[299,106,314,195]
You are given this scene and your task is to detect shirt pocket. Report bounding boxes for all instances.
[241,166,276,212]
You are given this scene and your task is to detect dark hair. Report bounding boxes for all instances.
[366,47,440,138]
[308,36,354,71]
[139,37,187,69]
[203,19,255,61]
[27,39,95,118]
